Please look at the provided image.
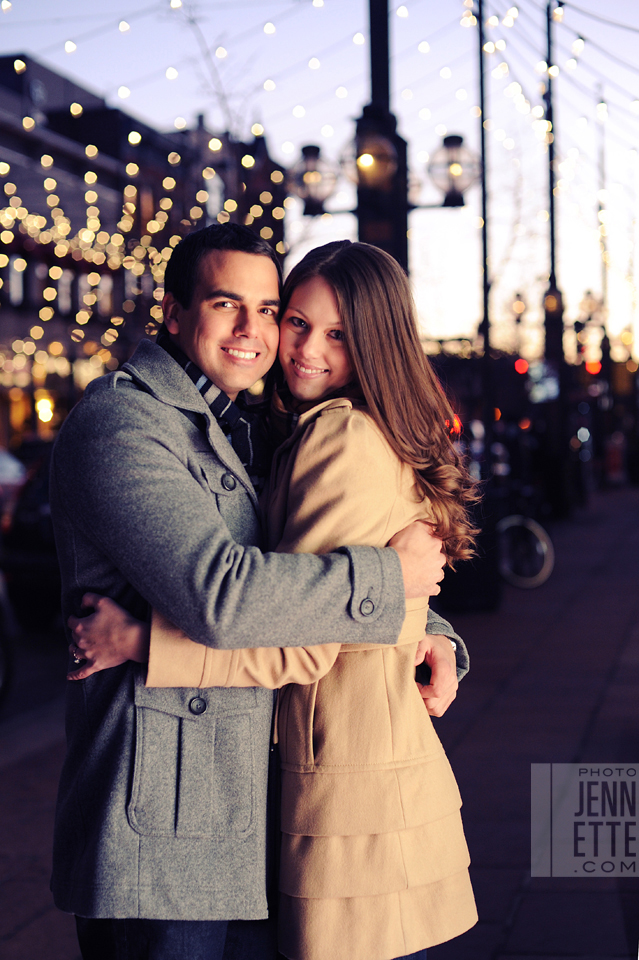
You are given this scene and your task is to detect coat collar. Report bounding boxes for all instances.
[121,338,259,508]
[122,338,215,414]
[272,395,365,460]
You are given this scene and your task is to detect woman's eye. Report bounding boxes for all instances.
[287,316,306,329]
[330,329,345,341]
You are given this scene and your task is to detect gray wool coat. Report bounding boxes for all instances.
[49,337,467,922]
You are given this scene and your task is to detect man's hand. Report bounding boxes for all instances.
[414,633,458,717]
[67,593,150,681]
[388,521,445,599]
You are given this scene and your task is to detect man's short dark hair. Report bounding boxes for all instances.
[164,223,282,308]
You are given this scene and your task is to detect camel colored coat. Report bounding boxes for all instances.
[148,398,477,960]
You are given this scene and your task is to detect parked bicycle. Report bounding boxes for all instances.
[490,430,555,590]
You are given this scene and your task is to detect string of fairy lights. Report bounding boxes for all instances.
[1,0,639,375]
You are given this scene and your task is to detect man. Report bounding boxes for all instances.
[51,224,467,960]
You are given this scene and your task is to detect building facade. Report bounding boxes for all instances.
[0,54,285,447]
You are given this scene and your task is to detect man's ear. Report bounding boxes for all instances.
[163,292,181,335]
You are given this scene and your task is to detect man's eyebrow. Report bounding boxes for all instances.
[205,290,280,307]
[207,288,243,300]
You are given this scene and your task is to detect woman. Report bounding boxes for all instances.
[70,241,478,960]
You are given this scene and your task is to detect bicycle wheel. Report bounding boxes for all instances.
[496,515,555,589]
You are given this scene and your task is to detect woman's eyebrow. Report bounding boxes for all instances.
[283,303,309,317]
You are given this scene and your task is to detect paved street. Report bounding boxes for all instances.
[432,485,639,960]
[1,486,638,959]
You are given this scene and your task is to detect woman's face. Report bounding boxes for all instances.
[279,276,354,403]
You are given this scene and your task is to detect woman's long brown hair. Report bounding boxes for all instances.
[281,240,479,563]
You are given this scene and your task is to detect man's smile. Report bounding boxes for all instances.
[222,347,259,360]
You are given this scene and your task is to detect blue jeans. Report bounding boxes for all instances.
[75,916,279,960]
[75,916,426,959]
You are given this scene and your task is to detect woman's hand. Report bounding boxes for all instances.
[414,633,458,717]
[67,593,150,681]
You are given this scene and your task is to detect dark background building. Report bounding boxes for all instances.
[0,54,285,448]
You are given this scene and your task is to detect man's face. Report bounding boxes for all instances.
[163,249,280,400]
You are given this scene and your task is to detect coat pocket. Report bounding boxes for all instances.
[127,683,257,839]
[278,680,319,769]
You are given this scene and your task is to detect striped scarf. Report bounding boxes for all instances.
[157,327,271,490]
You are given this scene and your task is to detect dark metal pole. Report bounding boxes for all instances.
[477,0,492,478]
[546,2,557,288]
[355,0,408,271]
[597,85,608,310]
[543,0,564,365]
[369,0,390,111]
[543,0,571,517]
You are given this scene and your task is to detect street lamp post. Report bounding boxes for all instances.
[544,0,565,367]
[354,0,409,271]
[427,135,481,207]
[538,0,573,517]
[288,145,338,216]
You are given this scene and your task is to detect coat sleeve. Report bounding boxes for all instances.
[146,610,340,688]
[51,381,406,651]
[426,608,470,681]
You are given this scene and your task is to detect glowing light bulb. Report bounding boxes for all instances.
[64,40,77,54]
[119,20,130,32]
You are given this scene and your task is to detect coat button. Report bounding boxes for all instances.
[221,473,237,491]
[359,598,375,617]
[189,697,207,715]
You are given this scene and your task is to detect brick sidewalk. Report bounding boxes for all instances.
[1,487,638,958]
[0,704,79,960]
[431,486,639,960]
